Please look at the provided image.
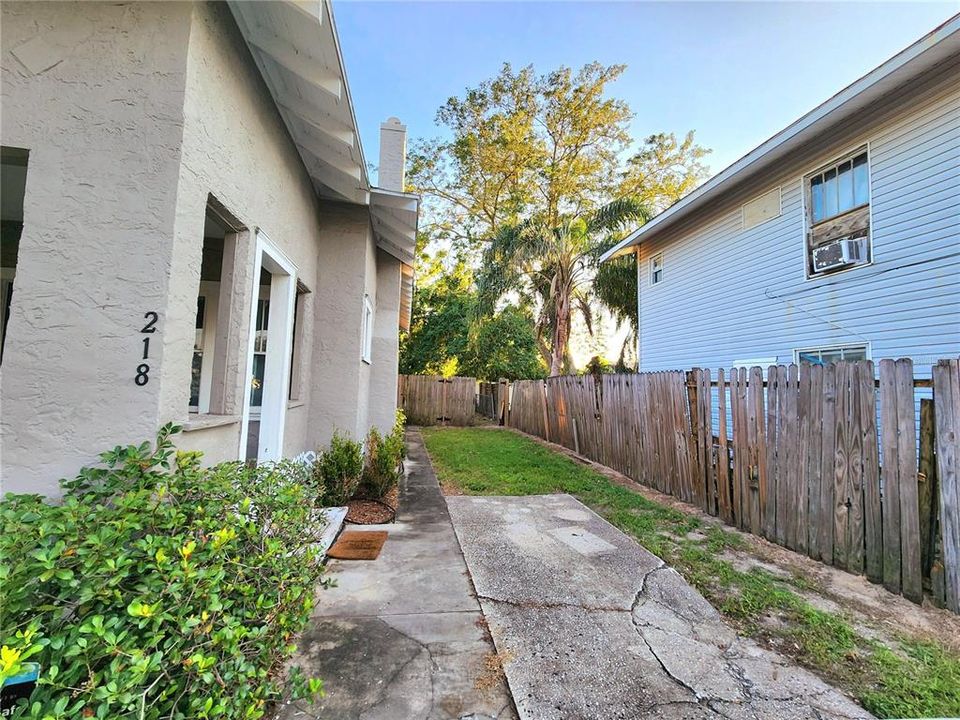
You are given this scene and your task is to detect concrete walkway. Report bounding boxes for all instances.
[447,494,872,720]
[278,431,516,720]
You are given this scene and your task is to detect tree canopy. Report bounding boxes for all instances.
[406,61,711,377]
[408,62,632,247]
[476,197,650,376]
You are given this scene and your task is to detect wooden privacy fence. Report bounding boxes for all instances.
[398,375,476,426]
[507,359,960,613]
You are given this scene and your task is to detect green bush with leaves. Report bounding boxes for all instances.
[312,432,363,506]
[0,423,326,720]
[358,412,406,500]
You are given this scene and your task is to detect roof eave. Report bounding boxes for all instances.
[228,0,371,205]
[601,13,960,262]
[370,188,420,266]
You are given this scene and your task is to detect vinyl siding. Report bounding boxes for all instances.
[637,57,960,378]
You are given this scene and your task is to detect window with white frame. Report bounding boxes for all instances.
[804,147,871,277]
[795,344,868,366]
[189,200,245,415]
[361,294,373,363]
[650,253,663,285]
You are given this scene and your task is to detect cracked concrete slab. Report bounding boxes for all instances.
[447,494,872,720]
[276,431,516,720]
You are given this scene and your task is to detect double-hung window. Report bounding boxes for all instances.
[650,253,664,285]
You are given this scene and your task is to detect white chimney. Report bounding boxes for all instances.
[378,117,407,191]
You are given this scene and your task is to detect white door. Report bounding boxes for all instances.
[240,231,297,462]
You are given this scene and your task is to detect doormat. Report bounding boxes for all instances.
[326,531,388,560]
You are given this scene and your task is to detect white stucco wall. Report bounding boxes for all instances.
[168,1,329,463]
[0,2,193,495]
[308,202,376,447]
[1,1,405,495]
[369,249,402,434]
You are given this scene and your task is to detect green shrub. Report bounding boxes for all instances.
[358,412,406,500]
[312,432,363,506]
[0,423,325,720]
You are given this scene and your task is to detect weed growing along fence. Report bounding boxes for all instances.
[506,358,960,614]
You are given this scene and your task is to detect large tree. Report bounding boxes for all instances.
[400,247,544,380]
[619,131,711,214]
[476,198,650,376]
[408,62,632,247]
[460,305,546,381]
[593,131,711,353]
[399,253,475,376]
[409,62,711,375]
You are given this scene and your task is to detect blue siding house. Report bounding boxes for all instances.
[602,17,960,375]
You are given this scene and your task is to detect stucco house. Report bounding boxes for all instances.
[602,17,959,373]
[1,1,418,497]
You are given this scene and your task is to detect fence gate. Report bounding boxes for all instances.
[398,375,477,426]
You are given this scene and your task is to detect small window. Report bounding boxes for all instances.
[361,294,373,363]
[650,254,663,285]
[795,345,868,365]
[805,148,871,277]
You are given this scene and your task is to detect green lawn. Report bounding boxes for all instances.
[422,426,960,720]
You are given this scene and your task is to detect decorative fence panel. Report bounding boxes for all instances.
[505,358,960,613]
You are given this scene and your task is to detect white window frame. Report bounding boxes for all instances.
[361,294,373,364]
[650,253,664,285]
[801,143,874,281]
[793,343,871,365]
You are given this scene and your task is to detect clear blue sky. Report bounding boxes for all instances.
[335,1,957,182]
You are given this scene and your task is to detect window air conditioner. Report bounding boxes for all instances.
[812,237,864,273]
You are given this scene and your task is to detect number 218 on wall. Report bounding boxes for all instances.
[136,311,158,385]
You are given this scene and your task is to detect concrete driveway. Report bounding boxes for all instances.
[447,493,873,720]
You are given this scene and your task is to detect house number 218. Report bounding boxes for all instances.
[136,311,158,385]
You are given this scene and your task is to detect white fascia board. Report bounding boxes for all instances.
[599,14,960,263]
[370,187,420,213]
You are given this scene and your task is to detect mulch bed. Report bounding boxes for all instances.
[345,486,399,524]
